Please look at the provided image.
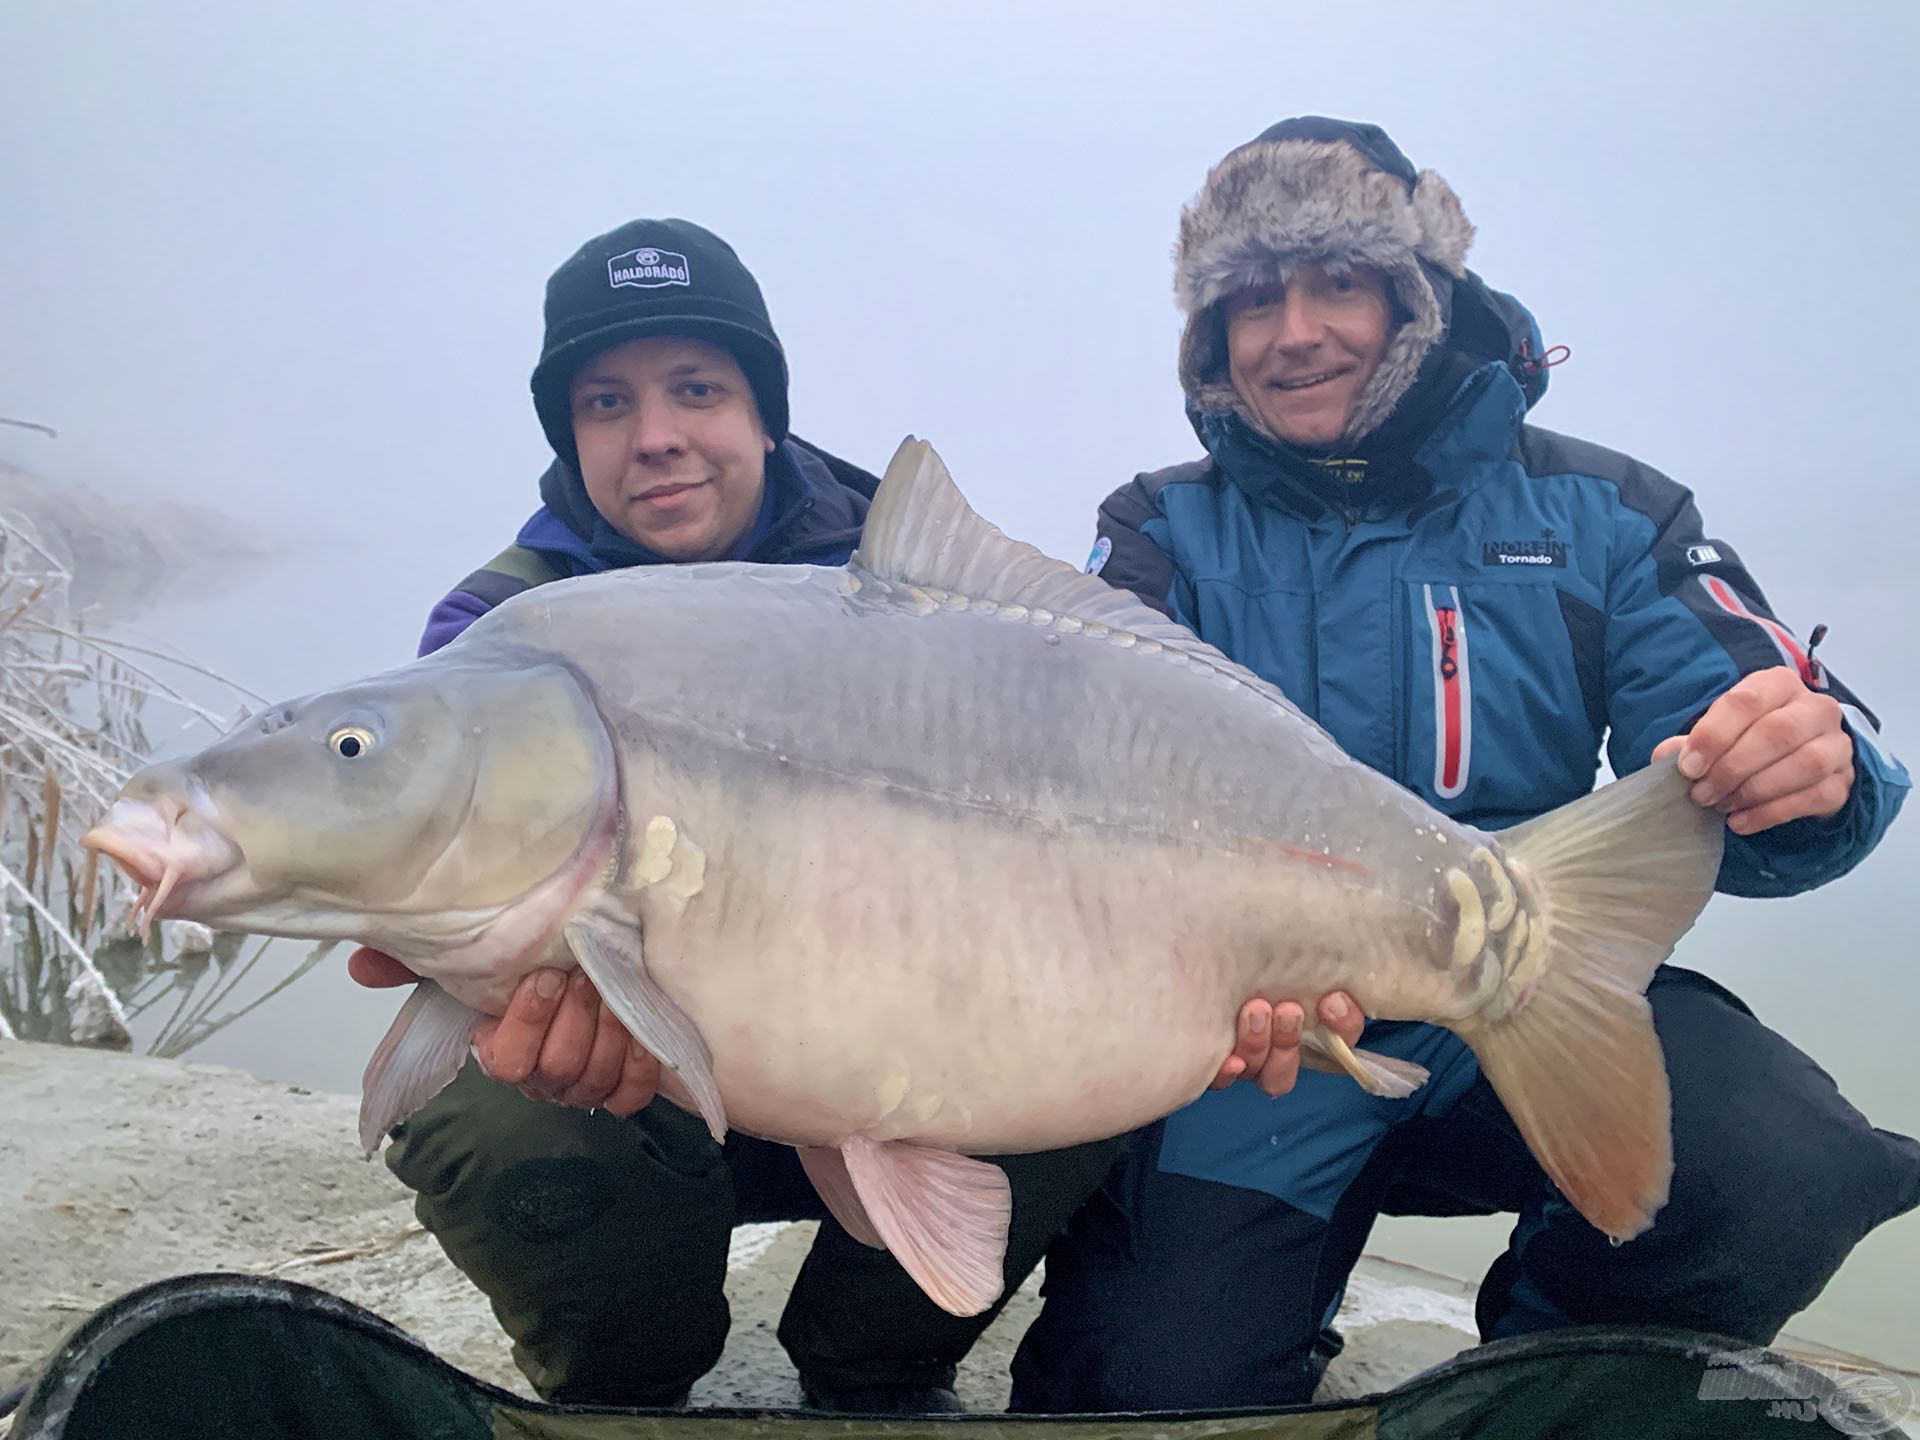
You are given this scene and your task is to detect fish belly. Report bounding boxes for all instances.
[627,772,1429,1157]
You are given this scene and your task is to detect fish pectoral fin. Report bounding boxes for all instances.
[1300,1029,1430,1099]
[359,980,481,1156]
[797,1146,886,1249]
[563,914,728,1143]
[841,1135,1010,1318]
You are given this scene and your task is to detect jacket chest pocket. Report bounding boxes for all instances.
[1418,583,1473,799]
[1397,578,1606,821]
[1187,577,1319,702]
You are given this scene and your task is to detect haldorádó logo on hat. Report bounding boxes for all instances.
[533,217,790,460]
[607,247,691,289]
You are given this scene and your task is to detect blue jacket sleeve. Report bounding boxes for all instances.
[1602,478,1908,898]
[1093,474,1199,625]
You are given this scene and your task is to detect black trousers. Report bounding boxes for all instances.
[1008,967,1920,1412]
[384,1061,1122,1406]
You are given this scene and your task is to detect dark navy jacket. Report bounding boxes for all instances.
[417,437,875,656]
[1096,302,1908,1210]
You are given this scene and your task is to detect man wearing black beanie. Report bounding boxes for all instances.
[348,218,1137,1413]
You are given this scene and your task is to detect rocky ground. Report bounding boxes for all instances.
[2,1040,1490,1417]
[8,1040,1902,1429]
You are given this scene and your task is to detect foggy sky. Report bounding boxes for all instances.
[3,0,1916,1360]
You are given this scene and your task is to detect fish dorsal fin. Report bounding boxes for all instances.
[854,438,1332,740]
[855,437,1192,638]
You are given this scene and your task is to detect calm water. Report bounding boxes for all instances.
[78,559,1920,1371]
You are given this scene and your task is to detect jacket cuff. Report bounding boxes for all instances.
[1716,725,1890,894]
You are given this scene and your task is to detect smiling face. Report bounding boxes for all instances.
[568,335,775,562]
[1223,263,1395,449]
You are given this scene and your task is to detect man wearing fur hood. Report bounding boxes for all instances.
[1006,117,1918,1411]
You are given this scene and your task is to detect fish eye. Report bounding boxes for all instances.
[328,725,377,759]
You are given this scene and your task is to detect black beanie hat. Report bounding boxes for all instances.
[530,218,790,469]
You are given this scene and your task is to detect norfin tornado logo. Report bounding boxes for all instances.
[1482,534,1566,568]
[608,247,691,289]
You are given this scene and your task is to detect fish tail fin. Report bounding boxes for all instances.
[1457,756,1723,1240]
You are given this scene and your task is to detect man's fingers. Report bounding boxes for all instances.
[1253,1048,1301,1097]
[1728,765,1855,835]
[602,1040,662,1117]
[532,972,601,1093]
[1208,1057,1246,1090]
[347,946,417,988]
[475,969,569,1085]
[1657,669,1853,835]
[1716,731,1853,816]
[1249,992,1365,1098]
[1253,1001,1304,1097]
[1212,998,1274,1088]
[1688,697,1835,807]
[1216,993,1369,1097]
[558,1003,631,1109]
[1675,667,1799,781]
[1319,991,1365,1046]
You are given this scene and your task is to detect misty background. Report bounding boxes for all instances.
[3,0,1915,1365]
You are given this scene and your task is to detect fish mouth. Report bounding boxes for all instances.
[81,795,244,939]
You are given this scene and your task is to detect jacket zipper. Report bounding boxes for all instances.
[1424,583,1471,799]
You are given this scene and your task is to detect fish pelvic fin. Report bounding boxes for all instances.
[564,913,728,1143]
[360,980,481,1156]
[840,1135,1011,1318]
[1457,755,1723,1242]
[1300,1028,1430,1098]
[797,1145,886,1249]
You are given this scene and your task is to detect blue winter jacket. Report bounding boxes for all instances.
[1094,302,1908,1208]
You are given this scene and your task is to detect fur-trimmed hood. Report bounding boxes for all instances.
[1175,118,1476,448]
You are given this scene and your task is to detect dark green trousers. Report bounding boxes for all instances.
[384,1060,1123,1406]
